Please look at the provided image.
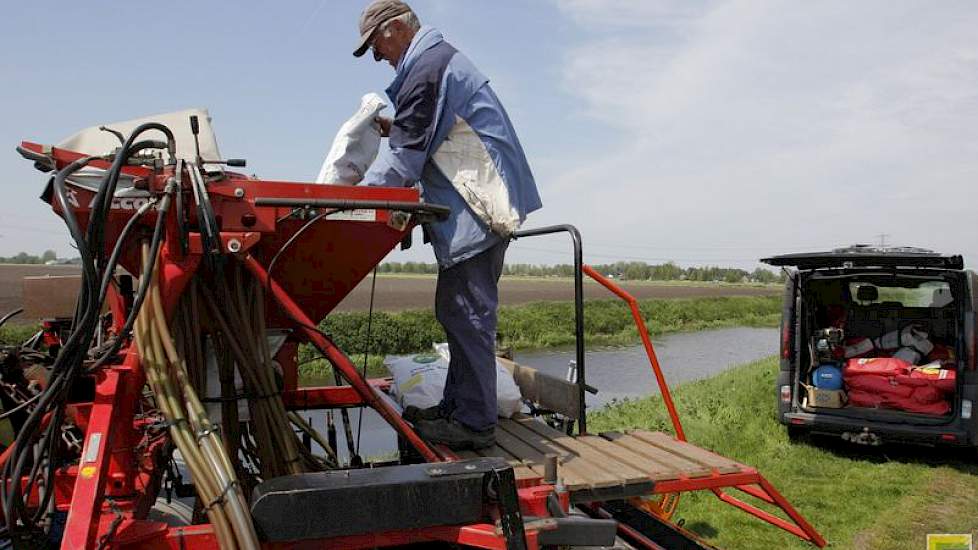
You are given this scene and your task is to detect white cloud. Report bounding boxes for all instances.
[545,0,978,268]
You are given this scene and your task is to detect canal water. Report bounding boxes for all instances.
[302,327,778,463]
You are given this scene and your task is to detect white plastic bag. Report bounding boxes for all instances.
[386,351,448,411]
[386,345,523,418]
[316,93,387,185]
[433,343,523,418]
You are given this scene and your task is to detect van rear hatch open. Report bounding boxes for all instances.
[762,246,964,271]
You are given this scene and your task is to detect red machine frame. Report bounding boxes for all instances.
[6,140,824,549]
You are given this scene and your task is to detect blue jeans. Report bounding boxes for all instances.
[436,240,508,431]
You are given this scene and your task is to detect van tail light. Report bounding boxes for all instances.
[781,319,792,359]
[940,434,958,442]
[780,385,791,404]
[962,399,972,420]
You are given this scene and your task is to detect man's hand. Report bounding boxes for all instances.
[375,116,392,137]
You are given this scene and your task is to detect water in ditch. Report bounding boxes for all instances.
[299,326,778,463]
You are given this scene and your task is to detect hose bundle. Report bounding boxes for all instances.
[134,244,258,550]
[175,261,332,483]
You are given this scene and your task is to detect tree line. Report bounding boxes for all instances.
[0,250,59,265]
[377,260,784,284]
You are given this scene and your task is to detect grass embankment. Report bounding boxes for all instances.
[591,356,978,549]
[297,295,780,379]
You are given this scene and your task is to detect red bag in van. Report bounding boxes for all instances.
[845,375,912,398]
[844,357,911,378]
[849,389,951,415]
[901,366,956,394]
[911,385,943,404]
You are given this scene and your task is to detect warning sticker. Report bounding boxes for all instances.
[326,209,376,222]
[83,433,101,463]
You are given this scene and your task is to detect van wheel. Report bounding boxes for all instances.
[786,425,807,442]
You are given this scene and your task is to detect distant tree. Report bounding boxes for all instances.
[41,250,57,262]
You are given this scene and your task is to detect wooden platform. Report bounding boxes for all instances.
[456,415,749,503]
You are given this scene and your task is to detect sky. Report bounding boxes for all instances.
[0,1,975,271]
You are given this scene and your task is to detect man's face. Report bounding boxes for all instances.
[370,21,410,69]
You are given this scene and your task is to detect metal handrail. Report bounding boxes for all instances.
[510,224,588,433]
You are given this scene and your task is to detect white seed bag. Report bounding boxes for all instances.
[386,344,523,418]
[316,93,387,185]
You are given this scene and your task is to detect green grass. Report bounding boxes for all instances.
[590,356,978,549]
[317,296,779,353]
[0,324,39,346]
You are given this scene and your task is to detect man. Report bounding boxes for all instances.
[354,0,542,449]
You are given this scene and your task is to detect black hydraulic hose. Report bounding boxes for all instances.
[91,185,173,368]
[125,140,168,158]
[0,309,23,330]
[98,126,125,144]
[87,123,175,269]
[97,199,156,307]
[0,393,42,420]
[27,407,62,526]
[266,211,328,286]
[354,268,378,457]
[2,158,102,534]
[50,158,102,342]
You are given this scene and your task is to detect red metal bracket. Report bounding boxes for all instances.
[282,379,393,409]
[581,265,685,440]
[242,254,443,463]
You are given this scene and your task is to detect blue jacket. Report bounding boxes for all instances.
[362,27,542,269]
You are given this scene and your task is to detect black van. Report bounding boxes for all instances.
[762,246,977,448]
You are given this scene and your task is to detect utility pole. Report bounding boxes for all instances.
[875,233,890,248]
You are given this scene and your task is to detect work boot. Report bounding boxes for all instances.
[402,405,445,423]
[414,417,495,451]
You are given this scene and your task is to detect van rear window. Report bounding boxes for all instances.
[849,281,953,307]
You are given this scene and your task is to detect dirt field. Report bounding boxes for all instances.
[0,266,779,321]
[0,265,84,321]
[331,275,778,312]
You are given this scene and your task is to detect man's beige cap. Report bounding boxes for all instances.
[353,0,412,57]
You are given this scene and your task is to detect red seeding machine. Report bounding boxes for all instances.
[0,115,825,549]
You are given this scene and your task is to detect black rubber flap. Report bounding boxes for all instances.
[250,457,509,542]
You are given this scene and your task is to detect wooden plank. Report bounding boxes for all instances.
[495,421,590,489]
[497,419,573,460]
[481,445,543,481]
[499,419,623,489]
[492,424,591,489]
[573,435,682,482]
[457,447,541,481]
[513,418,649,484]
[600,432,712,478]
[497,358,581,420]
[630,431,743,474]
